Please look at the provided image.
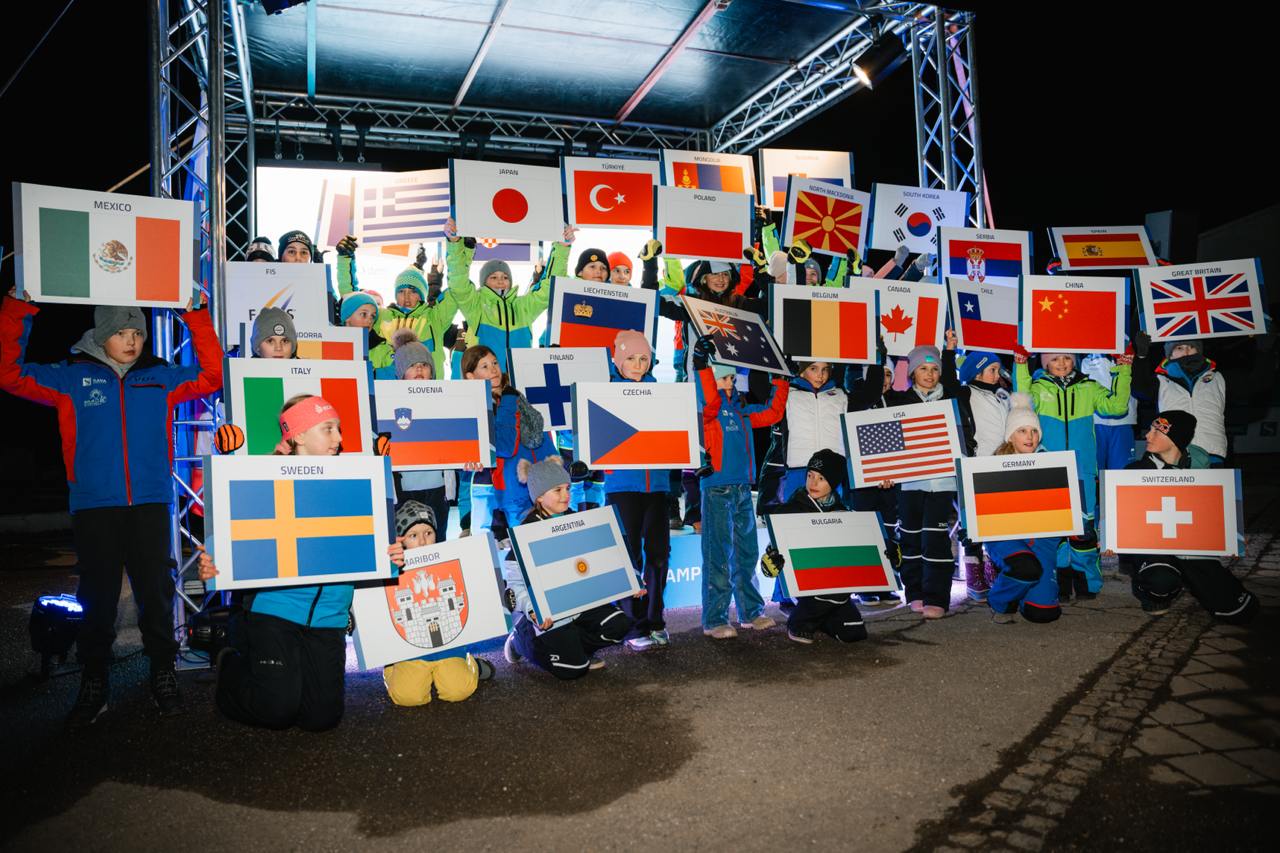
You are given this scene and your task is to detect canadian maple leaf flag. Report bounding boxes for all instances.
[870,280,946,357]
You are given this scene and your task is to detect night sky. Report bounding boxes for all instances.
[0,2,1274,511]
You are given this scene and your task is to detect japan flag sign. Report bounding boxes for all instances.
[562,156,659,229]
[449,159,563,242]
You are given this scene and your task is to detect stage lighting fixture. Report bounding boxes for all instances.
[187,605,232,657]
[852,33,907,89]
[29,593,84,677]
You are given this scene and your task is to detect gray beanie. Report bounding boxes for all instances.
[251,307,297,354]
[93,306,148,347]
[1164,339,1203,358]
[394,500,437,538]
[520,454,569,502]
[394,341,433,379]
[906,345,941,380]
[803,256,822,278]
[478,259,513,289]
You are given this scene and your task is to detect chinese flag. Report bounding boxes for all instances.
[572,170,654,227]
[1029,288,1119,351]
[1115,485,1226,551]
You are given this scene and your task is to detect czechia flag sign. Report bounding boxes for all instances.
[449,159,563,242]
[572,382,700,471]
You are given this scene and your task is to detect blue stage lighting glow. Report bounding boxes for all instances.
[38,594,84,614]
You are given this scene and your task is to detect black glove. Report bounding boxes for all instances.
[955,526,974,549]
[414,245,428,270]
[787,239,813,265]
[443,324,459,350]
[692,336,717,371]
[336,235,358,257]
[638,238,663,262]
[462,236,476,250]
[876,334,888,365]
[695,462,715,479]
[569,460,591,482]
[1133,330,1151,359]
[884,541,902,570]
[345,612,355,636]
[846,248,863,276]
[503,586,517,613]
[761,544,786,578]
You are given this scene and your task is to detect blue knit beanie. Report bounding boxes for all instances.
[339,291,378,324]
[958,351,1001,384]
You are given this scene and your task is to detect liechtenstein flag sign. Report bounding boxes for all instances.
[449,159,563,243]
[572,381,700,471]
[547,276,659,351]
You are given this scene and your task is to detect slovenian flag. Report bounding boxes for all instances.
[376,412,481,468]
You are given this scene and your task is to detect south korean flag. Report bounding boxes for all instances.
[869,183,970,255]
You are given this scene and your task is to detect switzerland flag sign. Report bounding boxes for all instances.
[1101,469,1243,557]
[449,159,563,242]
[562,156,659,229]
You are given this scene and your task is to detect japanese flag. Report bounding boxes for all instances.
[449,159,564,242]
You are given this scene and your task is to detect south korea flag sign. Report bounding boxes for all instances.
[868,183,970,255]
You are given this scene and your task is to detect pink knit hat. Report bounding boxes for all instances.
[612,329,652,373]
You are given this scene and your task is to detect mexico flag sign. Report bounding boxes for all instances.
[562,156,659,229]
[957,451,1083,542]
[1049,225,1156,271]
[14,183,195,307]
[654,186,753,263]
[1020,274,1126,354]
[765,510,898,596]
[449,159,563,242]
[1101,468,1243,557]
[224,358,375,455]
[779,178,870,259]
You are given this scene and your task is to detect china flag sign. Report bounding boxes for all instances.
[449,159,563,242]
[1019,274,1126,355]
[562,156,659,229]
[1101,469,1243,557]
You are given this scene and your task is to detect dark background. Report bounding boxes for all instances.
[1,2,1276,512]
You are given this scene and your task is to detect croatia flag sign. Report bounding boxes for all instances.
[771,283,878,365]
[573,381,700,471]
[655,185,753,263]
[224,358,374,455]
[765,511,898,596]
[449,159,563,243]
[780,178,870,259]
[353,169,450,246]
[937,226,1031,287]
[509,505,642,623]
[1100,468,1243,557]
[373,380,493,471]
[1020,274,1126,354]
[948,277,1019,355]
[562,156,659,229]
[681,293,789,375]
[509,347,612,433]
[1137,258,1267,343]
[759,148,854,210]
[203,454,395,592]
[14,183,195,308]
[1049,225,1156,271]
[660,149,755,196]
[868,183,969,255]
[957,451,1083,542]
[547,276,659,351]
[841,400,964,487]
[871,279,947,358]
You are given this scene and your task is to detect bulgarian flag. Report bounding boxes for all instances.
[788,544,887,593]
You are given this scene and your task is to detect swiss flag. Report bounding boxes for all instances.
[572,170,654,227]
[1115,485,1227,552]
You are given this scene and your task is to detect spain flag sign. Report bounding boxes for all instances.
[780,178,871,259]
[1049,225,1156,271]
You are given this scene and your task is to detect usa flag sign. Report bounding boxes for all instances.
[841,400,964,488]
[1137,258,1267,343]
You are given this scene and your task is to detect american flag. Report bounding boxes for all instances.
[353,174,450,246]
[690,302,787,374]
[853,410,957,485]
[1149,273,1257,338]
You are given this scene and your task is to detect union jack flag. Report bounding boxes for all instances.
[1149,273,1258,338]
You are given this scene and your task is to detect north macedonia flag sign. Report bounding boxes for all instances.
[782,177,871,259]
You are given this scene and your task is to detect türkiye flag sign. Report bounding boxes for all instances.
[509,347,611,433]
[937,227,1031,286]
[573,381,700,470]
[770,283,877,365]
[1137,257,1267,343]
[780,178,870,259]
[759,148,853,210]
[449,159,563,242]
[948,277,1019,355]
[547,276,659,351]
[204,454,395,592]
[224,358,374,455]
[765,510,898,596]
[15,183,195,308]
[958,451,1084,542]
[562,156,659,229]
[373,380,493,471]
[1049,226,1156,271]
[871,279,946,358]
[868,183,969,254]
[841,400,964,487]
[1101,469,1242,557]
[1020,274,1126,354]
[654,186,753,263]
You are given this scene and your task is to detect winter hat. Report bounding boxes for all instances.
[394,500,438,538]
[394,267,428,302]
[246,236,275,262]
[803,256,822,280]
[712,363,737,381]
[520,455,569,502]
[1004,393,1042,442]
[607,251,633,271]
[1164,339,1204,359]
[575,248,609,276]
[1149,410,1197,454]
[806,449,847,493]
[478,259,513,288]
[277,229,314,260]
[958,351,1002,385]
[92,305,148,347]
[394,340,433,380]
[906,345,941,381]
[338,291,378,324]
[250,307,296,354]
[1039,352,1075,371]
[612,329,652,372]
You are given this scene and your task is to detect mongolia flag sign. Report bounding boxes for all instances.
[937,226,1031,287]
[780,178,870,259]
[509,505,642,623]
[681,293,789,375]
[759,148,853,210]
[352,169,450,246]
[868,183,970,255]
[1101,469,1243,557]
[1049,226,1156,271]
[770,283,877,365]
[1020,274,1126,354]
[449,159,563,243]
[660,149,755,196]
[509,347,611,433]
[841,400,964,487]
[203,454,395,592]
[958,451,1083,542]
[562,156,659,229]
[948,277,1019,355]
[224,358,374,455]
[373,380,493,471]
[872,279,947,358]
[655,186,753,263]
[765,510,899,596]
[1137,257,1267,343]
[573,381,700,471]
[547,277,659,351]
[14,183,195,308]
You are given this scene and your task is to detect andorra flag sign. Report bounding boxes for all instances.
[780,178,870,259]
[1101,468,1243,557]
[562,156,659,229]
[14,183,195,308]
[958,451,1083,542]
[237,324,368,362]
[1049,225,1156,271]
[1019,274,1127,354]
[771,283,877,365]
[449,159,563,242]
[573,381,700,471]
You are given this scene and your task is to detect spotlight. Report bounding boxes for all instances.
[187,605,232,658]
[29,594,84,677]
[852,33,908,89]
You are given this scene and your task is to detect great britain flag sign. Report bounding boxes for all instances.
[1137,258,1267,342]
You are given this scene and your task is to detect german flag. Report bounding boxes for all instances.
[972,466,1075,538]
[781,297,870,361]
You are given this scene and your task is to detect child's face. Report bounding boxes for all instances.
[805,267,820,286]
[103,328,144,365]
[402,521,437,550]
[704,272,731,294]
[715,372,736,392]
[579,261,609,282]
[1145,424,1175,455]
[466,354,501,385]
[882,366,894,394]
[1168,343,1199,360]
[610,265,632,285]
[913,362,941,390]
[485,271,511,292]
[805,470,832,501]
[280,243,311,263]
[1011,427,1040,454]
[293,418,342,456]
[1046,355,1075,377]
[257,335,294,359]
[396,288,422,310]
[620,352,650,381]
[538,483,571,515]
[801,362,831,387]
[346,305,376,328]
[977,363,1002,384]
[403,362,432,381]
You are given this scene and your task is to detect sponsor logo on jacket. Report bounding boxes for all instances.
[84,389,108,408]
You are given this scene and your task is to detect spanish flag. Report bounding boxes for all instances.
[1060,232,1149,268]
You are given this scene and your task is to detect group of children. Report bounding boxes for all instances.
[0,212,1259,734]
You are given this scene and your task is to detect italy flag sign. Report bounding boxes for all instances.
[224,358,375,455]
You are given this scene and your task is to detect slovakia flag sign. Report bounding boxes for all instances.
[449,159,563,243]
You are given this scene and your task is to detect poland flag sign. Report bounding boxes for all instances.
[562,156,659,229]
[654,185,753,264]
[449,159,564,242]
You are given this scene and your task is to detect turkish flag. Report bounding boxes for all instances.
[1115,485,1227,552]
[572,170,654,227]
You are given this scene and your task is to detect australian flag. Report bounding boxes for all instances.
[690,299,787,375]
[1149,273,1257,338]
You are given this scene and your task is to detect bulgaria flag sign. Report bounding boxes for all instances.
[654,185,753,263]
[223,358,374,455]
[1101,469,1243,557]
[573,381,700,471]
[868,183,969,254]
[449,159,563,243]
[758,148,854,210]
[948,277,1019,355]
[660,149,755,196]
[1020,274,1126,354]
[871,279,947,358]
[780,178,870,259]
[958,451,1084,542]
[1049,226,1156,271]
[14,183,195,308]
[765,511,899,596]
[770,283,877,365]
[562,156,659,229]
[937,226,1031,287]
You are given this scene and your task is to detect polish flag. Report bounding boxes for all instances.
[655,185,752,263]
[449,158,563,242]
[563,156,659,229]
